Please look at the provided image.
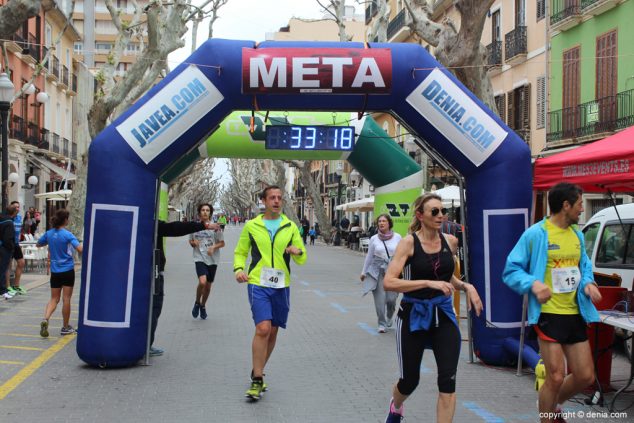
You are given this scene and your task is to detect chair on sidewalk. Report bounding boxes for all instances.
[359,237,369,253]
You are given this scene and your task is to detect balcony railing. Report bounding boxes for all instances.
[40,128,50,151]
[61,65,69,87]
[42,46,49,72]
[365,0,378,24]
[71,142,77,160]
[505,26,527,62]
[486,41,503,67]
[551,0,581,25]
[50,56,60,80]
[63,138,70,157]
[27,122,39,146]
[71,73,78,92]
[547,88,634,142]
[387,9,407,41]
[27,33,40,63]
[10,115,25,141]
[52,133,60,154]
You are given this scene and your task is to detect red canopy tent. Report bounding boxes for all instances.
[534,125,634,192]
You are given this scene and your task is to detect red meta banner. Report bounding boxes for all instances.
[242,47,392,94]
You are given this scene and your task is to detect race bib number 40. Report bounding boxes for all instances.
[551,267,580,294]
[260,267,286,289]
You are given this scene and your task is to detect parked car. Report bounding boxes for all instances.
[583,203,634,359]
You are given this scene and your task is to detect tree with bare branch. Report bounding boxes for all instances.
[66,0,230,236]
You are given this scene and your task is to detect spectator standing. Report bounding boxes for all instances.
[6,201,26,296]
[0,204,17,299]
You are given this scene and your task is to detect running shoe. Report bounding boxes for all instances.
[40,320,49,338]
[192,302,200,318]
[7,286,17,295]
[14,286,27,295]
[2,292,13,300]
[378,325,386,333]
[386,318,393,328]
[60,325,76,335]
[245,379,264,400]
[199,306,208,320]
[385,399,404,422]
[251,370,268,392]
[149,347,164,356]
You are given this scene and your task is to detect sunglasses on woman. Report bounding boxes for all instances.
[430,207,448,217]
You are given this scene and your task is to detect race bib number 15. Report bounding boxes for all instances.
[551,267,580,294]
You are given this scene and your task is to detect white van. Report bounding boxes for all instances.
[583,203,634,359]
[583,203,634,292]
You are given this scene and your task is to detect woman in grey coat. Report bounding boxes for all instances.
[360,214,402,333]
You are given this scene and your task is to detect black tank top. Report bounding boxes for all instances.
[403,233,455,300]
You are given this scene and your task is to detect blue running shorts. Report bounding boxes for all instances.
[248,284,290,328]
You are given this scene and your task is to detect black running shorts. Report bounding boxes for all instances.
[534,312,588,344]
[50,270,75,289]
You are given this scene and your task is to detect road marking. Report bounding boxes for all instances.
[357,322,378,336]
[330,302,348,313]
[0,361,25,365]
[0,345,45,351]
[462,401,505,422]
[0,332,58,339]
[0,333,76,400]
[313,290,327,298]
[299,280,310,286]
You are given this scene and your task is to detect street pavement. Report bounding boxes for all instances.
[0,224,632,422]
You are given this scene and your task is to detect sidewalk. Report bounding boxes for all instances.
[0,226,631,422]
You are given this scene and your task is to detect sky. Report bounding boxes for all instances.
[167,0,338,186]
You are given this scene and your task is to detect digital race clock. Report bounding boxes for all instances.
[265,125,355,151]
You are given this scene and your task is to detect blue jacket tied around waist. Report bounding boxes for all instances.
[401,295,458,333]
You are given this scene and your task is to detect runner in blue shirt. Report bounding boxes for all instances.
[37,209,83,337]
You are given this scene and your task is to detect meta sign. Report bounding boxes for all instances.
[242,48,392,94]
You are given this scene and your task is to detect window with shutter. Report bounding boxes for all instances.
[596,30,617,131]
[536,76,545,129]
[495,94,506,122]
[522,84,531,130]
[507,91,516,130]
[537,0,545,21]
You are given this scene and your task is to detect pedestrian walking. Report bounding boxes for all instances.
[234,185,307,400]
[38,210,83,337]
[301,216,309,245]
[360,214,401,333]
[0,204,17,300]
[383,193,482,422]
[151,218,218,356]
[189,203,225,320]
[503,182,602,423]
[308,226,316,246]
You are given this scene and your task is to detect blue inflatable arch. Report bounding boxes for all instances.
[79,39,532,367]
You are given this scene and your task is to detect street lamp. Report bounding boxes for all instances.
[23,174,38,189]
[0,73,16,212]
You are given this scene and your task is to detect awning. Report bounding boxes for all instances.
[27,155,76,181]
[534,126,634,192]
[34,189,72,201]
[335,196,374,212]
[432,185,463,207]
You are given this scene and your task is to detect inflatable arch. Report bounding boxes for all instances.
[79,39,532,367]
